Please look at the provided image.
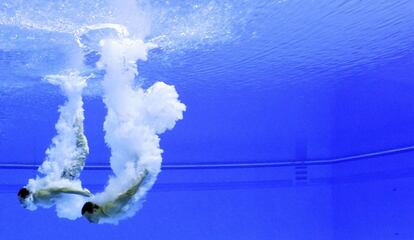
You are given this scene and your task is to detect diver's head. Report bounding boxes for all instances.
[82,201,101,224]
[17,187,33,208]
[18,188,30,199]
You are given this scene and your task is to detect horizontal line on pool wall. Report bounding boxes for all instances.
[1,145,414,170]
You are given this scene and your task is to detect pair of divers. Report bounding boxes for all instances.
[17,120,149,223]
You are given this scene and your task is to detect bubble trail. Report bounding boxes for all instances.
[87,30,186,224]
[23,71,91,220]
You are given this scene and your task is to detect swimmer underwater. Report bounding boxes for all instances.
[82,169,149,223]
[18,120,91,209]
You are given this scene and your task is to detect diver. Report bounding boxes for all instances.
[18,119,91,209]
[81,169,149,223]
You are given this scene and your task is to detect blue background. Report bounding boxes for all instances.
[1,0,414,239]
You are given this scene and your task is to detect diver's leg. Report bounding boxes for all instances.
[61,119,89,180]
[110,169,150,207]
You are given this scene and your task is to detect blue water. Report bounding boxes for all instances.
[1,0,414,239]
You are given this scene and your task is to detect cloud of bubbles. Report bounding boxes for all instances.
[25,71,90,220]
[89,28,186,224]
[21,0,186,223]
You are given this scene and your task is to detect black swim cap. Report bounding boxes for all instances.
[82,202,95,215]
[18,188,30,199]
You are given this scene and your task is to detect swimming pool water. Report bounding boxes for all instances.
[1,0,414,239]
